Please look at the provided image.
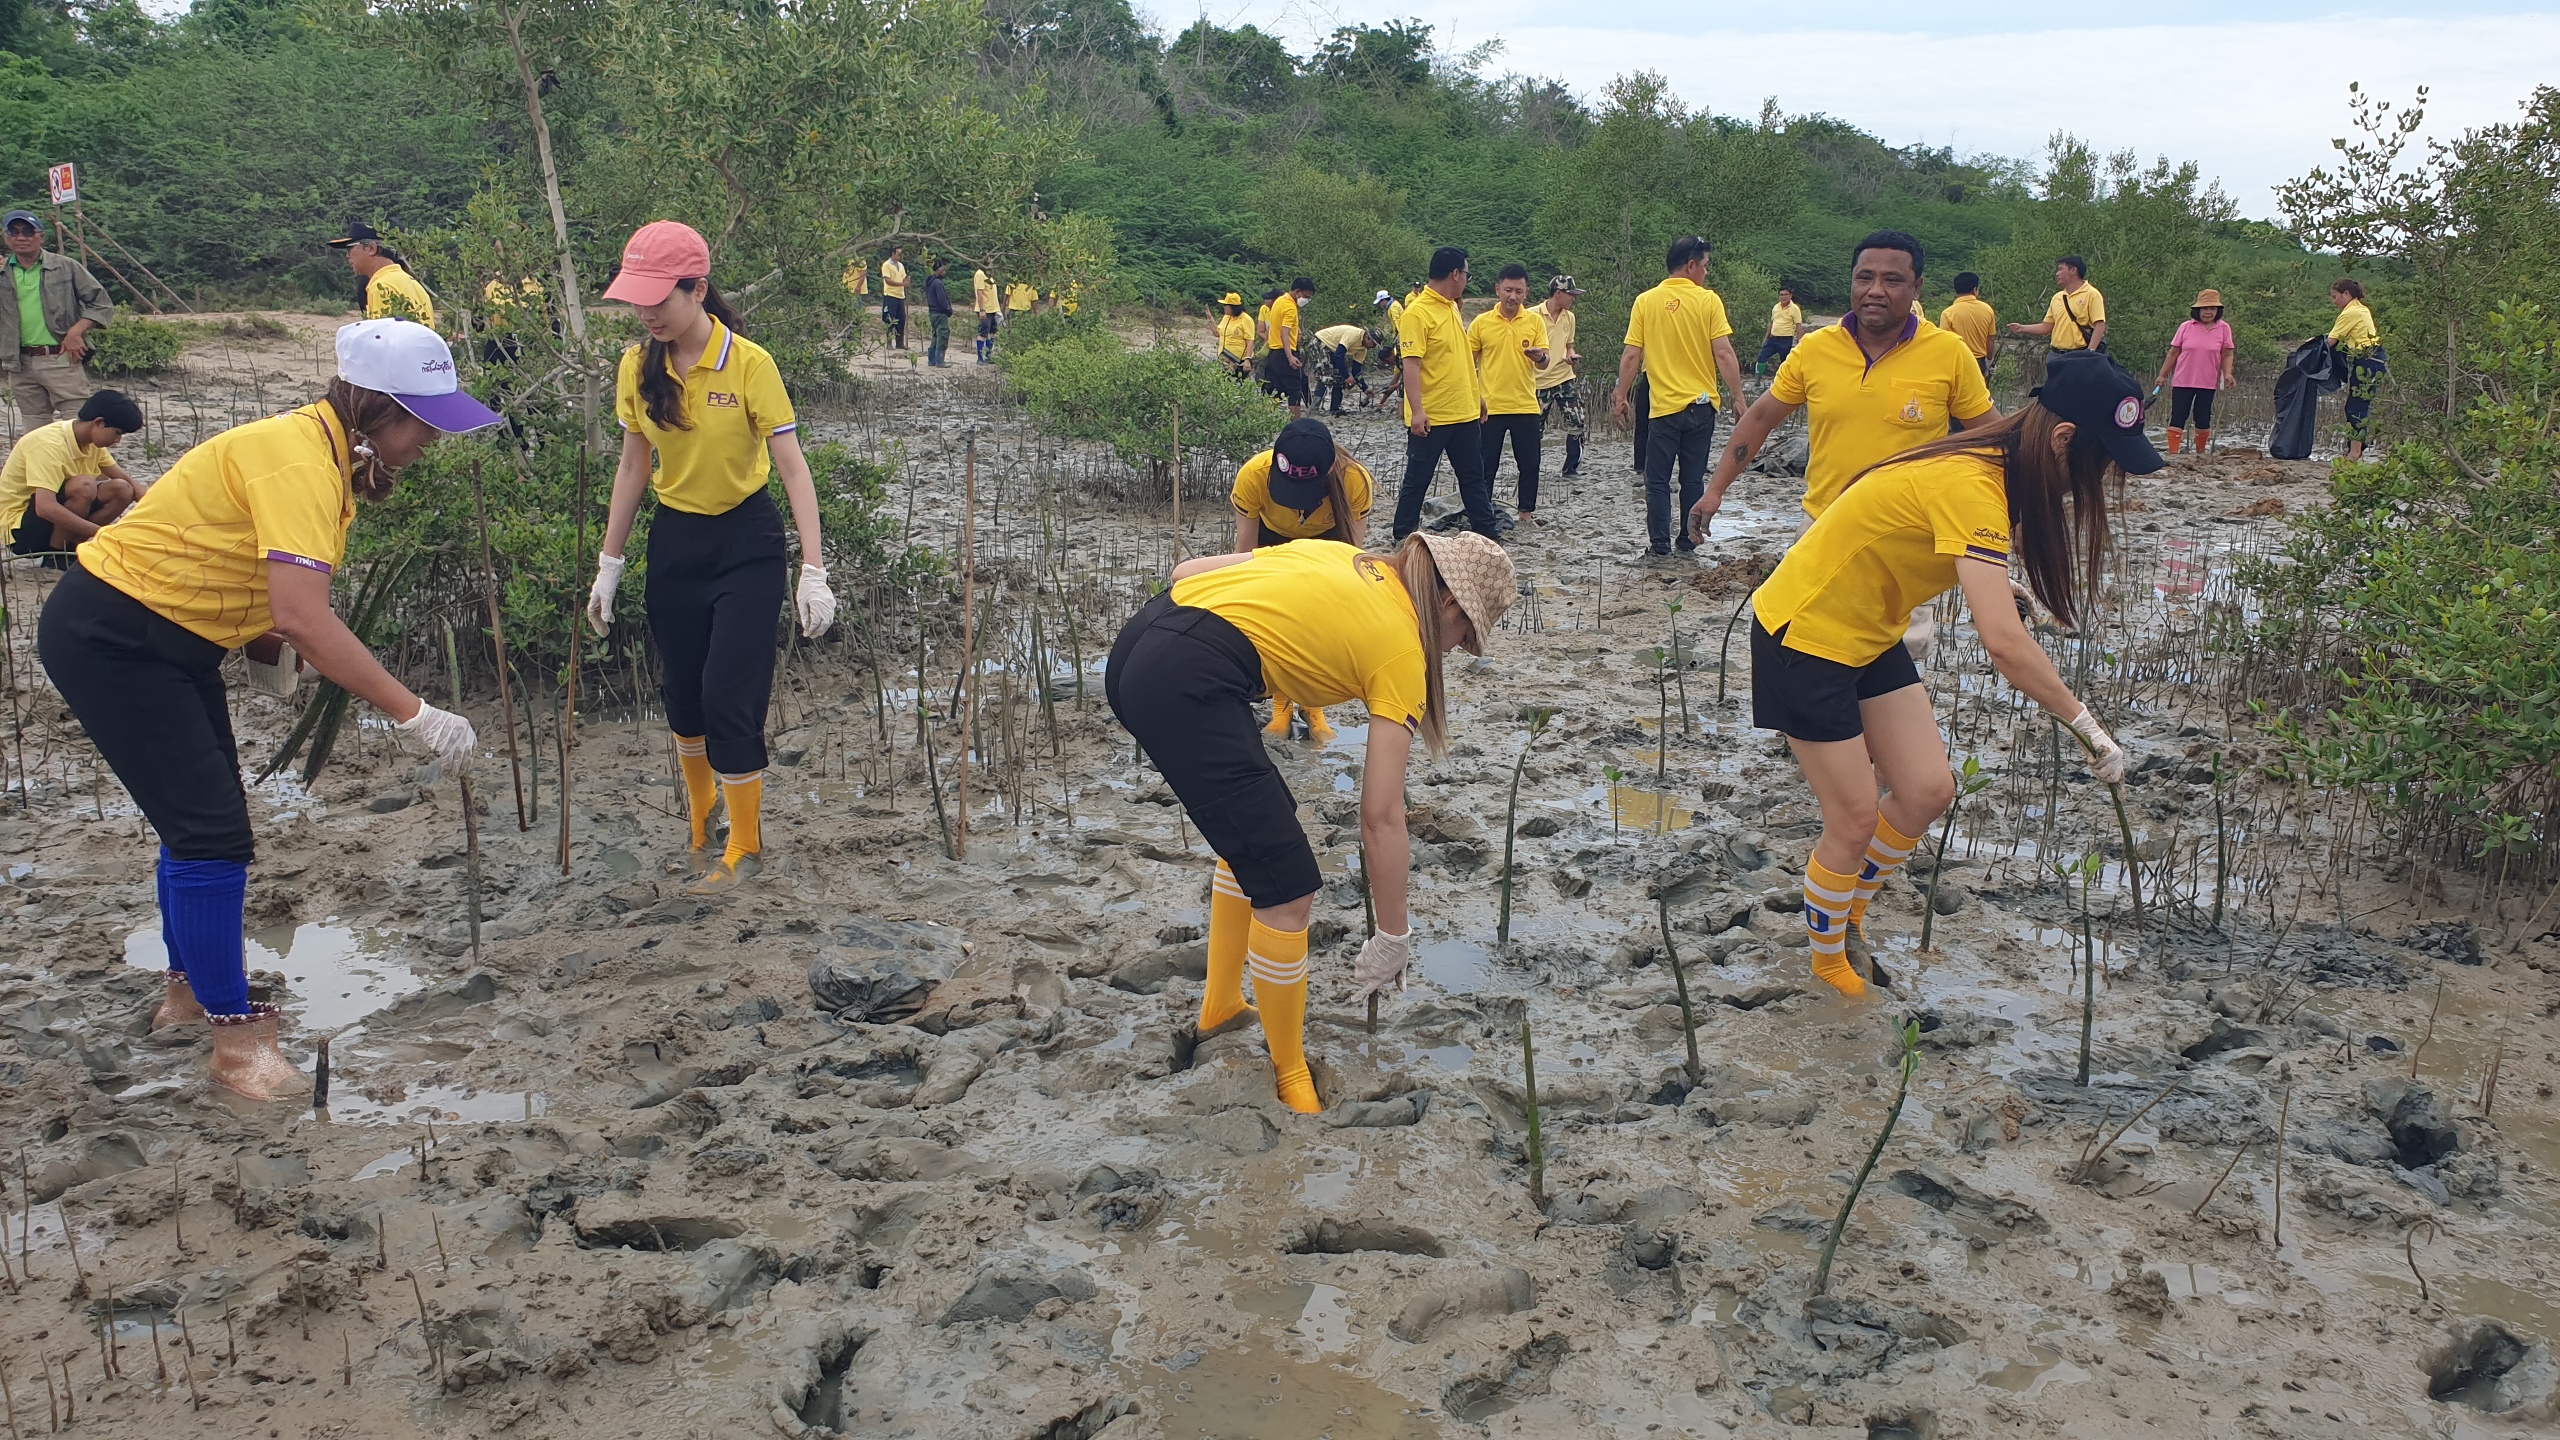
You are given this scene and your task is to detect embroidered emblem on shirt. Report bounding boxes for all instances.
[1901,397,1924,422]
[707,391,740,408]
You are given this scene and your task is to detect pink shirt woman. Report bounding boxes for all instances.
[2156,289,2235,454]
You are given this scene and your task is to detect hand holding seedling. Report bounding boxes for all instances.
[1353,929,1410,1001]
[2065,706,2126,784]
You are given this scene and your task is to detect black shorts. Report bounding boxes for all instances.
[1262,353,1308,405]
[1750,617,1923,743]
[1105,594,1320,909]
[8,490,60,555]
[977,312,999,338]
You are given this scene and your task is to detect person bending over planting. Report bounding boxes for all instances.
[40,320,499,1100]
[1229,418,1377,743]
[1107,530,1515,1111]
[587,221,836,895]
[1744,357,2155,997]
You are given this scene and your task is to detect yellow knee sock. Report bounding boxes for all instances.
[1804,857,1866,997]
[719,771,764,869]
[1264,698,1296,736]
[1848,816,1923,932]
[1247,917,1320,1113]
[1202,861,1255,1031]
[675,734,717,850]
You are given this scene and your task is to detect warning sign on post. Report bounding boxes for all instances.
[46,164,76,205]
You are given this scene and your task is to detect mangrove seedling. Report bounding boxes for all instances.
[1665,596,1692,734]
[1650,645,1671,787]
[1717,591,1751,706]
[1603,765,1624,840]
[2063,851,2102,1085]
[2060,720,2146,939]
[1657,890,1702,1082]
[1496,708,1557,946]
[2209,750,2228,931]
[1813,1017,1920,1298]
[1521,1018,1547,1210]
[1918,754,1993,952]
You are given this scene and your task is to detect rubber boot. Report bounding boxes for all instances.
[208,1004,300,1102]
[2195,429,2213,455]
[2165,427,2184,455]
[1303,706,1335,743]
[154,974,205,1031]
[1264,702,1295,737]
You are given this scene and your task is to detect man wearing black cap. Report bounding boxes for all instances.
[328,220,437,329]
[1,209,111,427]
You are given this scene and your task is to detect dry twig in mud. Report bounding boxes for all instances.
[444,623,483,962]
[2404,1217,2441,1307]
[1496,708,1555,945]
[1814,1019,1921,1298]
[1656,891,1703,1083]
[1520,1019,1546,1211]
[2272,1086,2291,1248]
[471,459,527,830]
[2077,1075,2183,1182]
[2410,974,2445,1080]
[2189,1139,2255,1219]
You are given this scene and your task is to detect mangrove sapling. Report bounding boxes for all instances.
[1665,597,1691,734]
[469,459,527,831]
[2411,975,2444,1080]
[2188,1139,2254,1219]
[1603,765,1624,840]
[1717,592,1751,706]
[1520,1019,1547,1210]
[1813,1018,1921,1298]
[2060,851,2102,1086]
[1496,708,1557,946]
[1651,645,1671,789]
[443,624,483,963]
[2061,720,2146,939]
[1656,891,1702,1083]
[1919,755,1992,952]
[2403,1218,2440,1307]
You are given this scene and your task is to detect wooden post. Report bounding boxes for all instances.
[954,434,977,859]
[1169,402,1182,564]
[561,440,586,874]
[472,461,528,829]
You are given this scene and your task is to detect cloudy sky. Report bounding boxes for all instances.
[1173,1,2560,216]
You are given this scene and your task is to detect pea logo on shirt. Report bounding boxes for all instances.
[707,391,740,409]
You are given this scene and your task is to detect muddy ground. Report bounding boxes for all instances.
[2,338,2557,1440]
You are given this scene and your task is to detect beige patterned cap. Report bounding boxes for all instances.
[1414,531,1516,655]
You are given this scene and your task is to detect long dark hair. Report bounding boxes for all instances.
[1845,405,2111,631]
[325,378,413,502]
[638,278,746,430]
[1311,457,1364,544]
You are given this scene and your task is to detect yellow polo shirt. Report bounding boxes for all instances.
[1533,305,1577,388]
[1396,286,1479,427]
[1937,295,1997,359]
[1752,448,2012,668]
[365,264,437,328]
[973,269,999,314]
[1770,318,1996,518]
[614,320,798,517]
[78,404,355,649]
[482,277,544,332]
[1625,277,1733,417]
[1229,451,1375,540]
[1171,540,1427,728]
[880,259,907,300]
[1218,313,1255,361]
[1255,301,1275,355]
[2329,300,2380,355]
[1769,301,1803,338]
[1268,293,1303,354]
[1007,282,1036,313]
[1316,324,1374,362]
[1468,306,1551,416]
[0,419,110,537]
[2045,285,2105,350]
[842,260,869,296]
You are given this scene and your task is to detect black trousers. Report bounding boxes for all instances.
[646,491,787,776]
[882,297,907,346]
[1105,594,1320,908]
[1629,374,1651,470]
[2168,386,2217,428]
[38,563,254,861]
[1392,418,1495,539]
[1643,401,1720,552]
[1480,411,1543,513]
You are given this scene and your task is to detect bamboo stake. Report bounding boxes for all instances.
[55,1356,69,1426]
[1169,402,1183,562]
[2273,1087,2291,1247]
[39,1354,54,1432]
[954,434,977,860]
[1,1357,19,1440]
[472,460,528,829]
[561,441,586,874]
[59,1203,81,1295]
[169,1164,183,1255]
[408,1270,442,1387]
[443,624,483,961]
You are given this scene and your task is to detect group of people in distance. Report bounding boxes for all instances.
[842,245,1043,367]
[18,203,2385,1120]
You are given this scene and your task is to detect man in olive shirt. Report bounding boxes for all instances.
[1391,246,1496,540]
[1,210,110,427]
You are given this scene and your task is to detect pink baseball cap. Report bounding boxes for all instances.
[602,220,711,306]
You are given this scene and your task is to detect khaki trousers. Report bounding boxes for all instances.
[11,353,94,426]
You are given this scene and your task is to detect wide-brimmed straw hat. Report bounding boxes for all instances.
[2190,288,2225,314]
[1413,531,1516,655]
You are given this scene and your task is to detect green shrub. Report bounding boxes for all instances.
[87,317,189,374]
[998,326,1285,496]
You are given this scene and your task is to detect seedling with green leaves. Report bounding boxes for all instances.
[1603,765,1625,840]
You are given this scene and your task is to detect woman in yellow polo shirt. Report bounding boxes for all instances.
[1215,293,1254,379]
[2327,278,2385,462]
[1107,531,1513,1112]
[1228,419,1375,740]
[1748,357,2152,999]
[587,221,837,894]
[38,319,498,1100]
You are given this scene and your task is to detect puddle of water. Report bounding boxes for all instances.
[1591,785,1694,833]
[2155,1260,2258,1307]
[601,847,640,877]
[2435,1274,2560,1342]
[1565,1041,1601,1067]
[1415,939,1491,994]
[1300,1150,1361,1208]
[1147,1337,1433,1440]
[126,921,422,1031]
[352,1149,414,1181]
[1290,1283,1356,1354]
[1980,1343,2093,1396]
[325,1083,546,1126]
[1234,1281,1314,1322]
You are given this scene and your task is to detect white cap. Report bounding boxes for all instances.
[335,320,503,433]
[1374,290,1393,304]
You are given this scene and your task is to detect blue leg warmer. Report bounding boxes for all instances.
[156,846,184,976]
[162,857,249,1016]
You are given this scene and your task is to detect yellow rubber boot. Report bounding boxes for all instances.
[1247,917,1321,1113]
[1804,857,1866,998]
[1264,700,1296,737]
[1201,861,1257,1033]
[674,734,718,850]
[1303,706,1335,743]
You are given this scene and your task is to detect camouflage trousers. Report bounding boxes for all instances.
[1538,379,1586,438]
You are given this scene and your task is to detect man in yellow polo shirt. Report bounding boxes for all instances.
[1261,278,1313,418]
[329,221,437,329]
[1314,321,1377,414]
[1755,285,1803,377]
[1611,235,1746,559]
[972,266,1001,363]
[2009,255,2105,379]
[1534,275,1585,477]
[1938,272,1998,382]
[1389,247,1496,540]
[1470,263,1551,527]
[879,247,909,348]
[4,388,140,563]
[1691,230,1994,654]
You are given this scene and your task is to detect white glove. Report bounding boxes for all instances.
[796,563,837,638]
[243,642,301,698]
[585,553,626,635]
[2064,705,2127,786]
[1353,928,1412,1002]
[397,701,479,774]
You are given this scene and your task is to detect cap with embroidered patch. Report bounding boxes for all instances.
[336,320,504,434]
[2031,353,2163,475]
[1268,418,1337,513]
